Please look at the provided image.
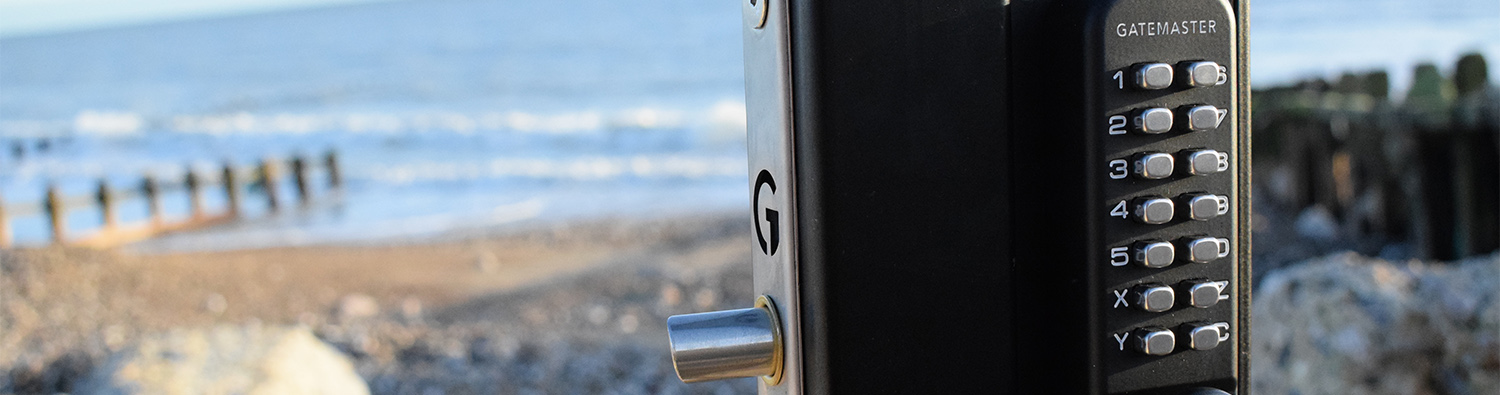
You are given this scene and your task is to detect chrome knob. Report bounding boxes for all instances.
[666,295,783,384]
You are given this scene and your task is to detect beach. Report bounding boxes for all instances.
[1,212,757,394]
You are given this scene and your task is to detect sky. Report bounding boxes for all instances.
[0,0,391,38]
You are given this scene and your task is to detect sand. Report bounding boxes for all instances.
[0,213,757,394]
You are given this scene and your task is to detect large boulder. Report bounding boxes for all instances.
[74,325,369,395]
[1252,252,1499,394]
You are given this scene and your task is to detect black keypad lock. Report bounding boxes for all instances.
[666,1,1250,394]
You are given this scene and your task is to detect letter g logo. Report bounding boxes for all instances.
[753,170,780,255]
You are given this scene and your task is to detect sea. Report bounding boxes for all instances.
[1,0,1496,251]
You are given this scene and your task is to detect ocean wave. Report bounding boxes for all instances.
[1,102,747,139]
[361,155,747,184]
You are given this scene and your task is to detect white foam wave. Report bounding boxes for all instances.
[73,110,143,136]
[363,155,747,184]
[162,107,713,135]
[2,103,749,140]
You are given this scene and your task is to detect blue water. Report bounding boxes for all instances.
[1,0,1496,250]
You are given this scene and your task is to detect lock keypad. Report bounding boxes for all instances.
[1094,0,1240,392]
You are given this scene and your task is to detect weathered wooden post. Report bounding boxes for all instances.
[324,150,342,190]
[223,162,242,217]
[97,179,118,230]
[142,175,163,227]
[291,156,310,205]
[45,185,65,244]
[260,158,282,212]
[0,193,11,248]
[185,168,204,219]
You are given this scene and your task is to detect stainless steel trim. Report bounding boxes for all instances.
[743,0,801,393]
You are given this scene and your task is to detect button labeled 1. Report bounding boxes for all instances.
[1133,63,1174,90]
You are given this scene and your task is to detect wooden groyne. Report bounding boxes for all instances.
[1255,53,1498,260]
[0,150,342,249]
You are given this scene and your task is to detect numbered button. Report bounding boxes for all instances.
[1132,197,1175,224]
[1131,284,1175,312]
[1179,193,1230,221]
[1183,105,1224,131]
[1180,280,1227,308]
[1132,328,1176,356]
[1134,108,1174,134]
[1177,237,1230,263]
[1133,63,1174,90]
[1133,153,1175,179]
[1179,323,1225,351]
[1133,241,1175,268]
[1181,61,1224,87]
[1179,149,1230,176]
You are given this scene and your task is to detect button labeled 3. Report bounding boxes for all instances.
[1133,152,1175,179]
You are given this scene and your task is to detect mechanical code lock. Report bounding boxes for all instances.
[666,0,1250,394]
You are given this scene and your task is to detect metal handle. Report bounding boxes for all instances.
[666,295,783,384]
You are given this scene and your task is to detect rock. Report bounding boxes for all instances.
[473,250,500,274]
[74,325,369,395]
[336,294,380,321]
[1252,252,1500,395]
[1293,205,1339,241]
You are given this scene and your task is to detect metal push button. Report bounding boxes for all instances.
[1181,194,1231,221]
[1183,61,1224,87]
[1180,149,1230,176]
[1132,197,1175,225]
[666,296,783,383]
[1183,323,1224,351]
[1133,241,1175,268]
[1131,284,1175,312]
[1183,281,1227,308]
[1185,105,1223,131]
[1134,63,1174,90]
[1133,152,1175,179]
[1178,237,1231,263]
[1133,328,1176,356]
[1134,108,1175,134]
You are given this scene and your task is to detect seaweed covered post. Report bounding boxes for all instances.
[45,185,65,244]
[223,161,242,218]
